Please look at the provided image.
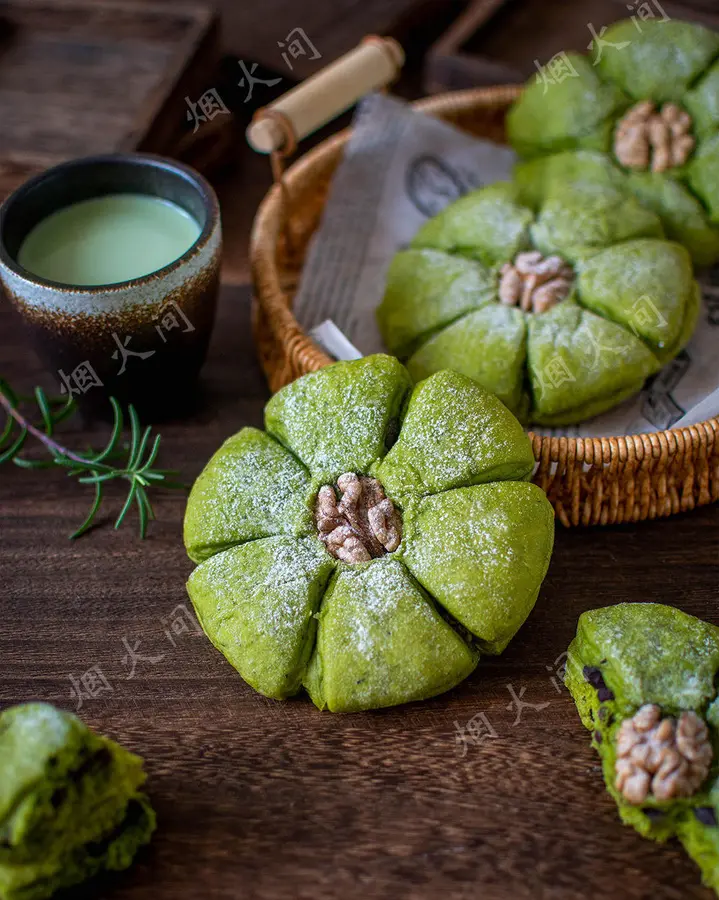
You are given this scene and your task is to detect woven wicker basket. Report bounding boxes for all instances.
[250,84,719,526]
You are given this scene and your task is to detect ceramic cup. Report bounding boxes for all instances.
[0,153,221,419]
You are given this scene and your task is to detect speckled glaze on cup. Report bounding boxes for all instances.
[0,153,221,418]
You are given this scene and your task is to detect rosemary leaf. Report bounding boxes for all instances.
[71,481,104,540]
[0,378,185,540]
[34,387,54,436]
[0,428,28,464]
[114,481,138,531]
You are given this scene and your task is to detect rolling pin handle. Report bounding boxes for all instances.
[246,35,405,156]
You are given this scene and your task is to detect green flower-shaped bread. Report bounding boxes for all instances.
[184,355,554,713]
[0,703,155,900]
[507,17,719,267]
[377,182,700,424]
[566,604,719,896]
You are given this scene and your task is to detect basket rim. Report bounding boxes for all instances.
[249,84,719,457]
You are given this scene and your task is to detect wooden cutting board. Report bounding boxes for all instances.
[0,0,220,197]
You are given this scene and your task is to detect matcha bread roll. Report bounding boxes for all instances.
[565,604,719,896]
[0,703,155,900]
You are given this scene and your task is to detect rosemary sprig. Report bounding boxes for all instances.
[0,378,185,539]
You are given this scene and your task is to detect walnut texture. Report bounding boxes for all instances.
[499,251,574,315]
[615,704,712,805]
[614,101,695,173]
[315,474,402,564]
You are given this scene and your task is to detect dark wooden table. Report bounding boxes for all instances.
[2,284,718,900]
[2,1,719,898]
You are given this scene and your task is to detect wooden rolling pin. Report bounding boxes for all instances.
[246,36,405,155]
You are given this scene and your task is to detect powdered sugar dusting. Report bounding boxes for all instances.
[193,536,331,640]
[378,370,533,501]
[577,603,719,713]
[184,428,313,561]
[188,536,335,698]
[313,557,476,710]
[403,482,553,648]
[340,560,435,656]
[186,357,553,709]
[265,355,411,480]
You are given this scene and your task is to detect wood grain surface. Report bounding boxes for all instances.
[1,285,718,900]
[2,2,719,897]
[0,0,220,198]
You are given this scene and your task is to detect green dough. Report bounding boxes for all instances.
[406,305,528,416]
[377,369,534,504]
[410,182,533,267]
[304,558,479,713]
[265,354,412,483]
[377,248,497,358]
[568,604,719,714]
[687,132,719,225]
[686,59,719,138]
[518,153,716,269]
[506,53,627,158]
[593,19,719,104]
[184,356,555,712]
[665,281,702,363]
[378,178,700,425]
[565,604,719,895]
[576,239,693,355]
[184,427,314,564]
[1,798,154,900]
[505,16,719,269]
[533,380,652,427]
[187,536,334,700]
[402,482,554,653]
[677,785,719,899]
[530,186,664,263]
[514,150,626,210]
[625,172,719,268]
[526,303,660,424]
[0,703,155,900]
